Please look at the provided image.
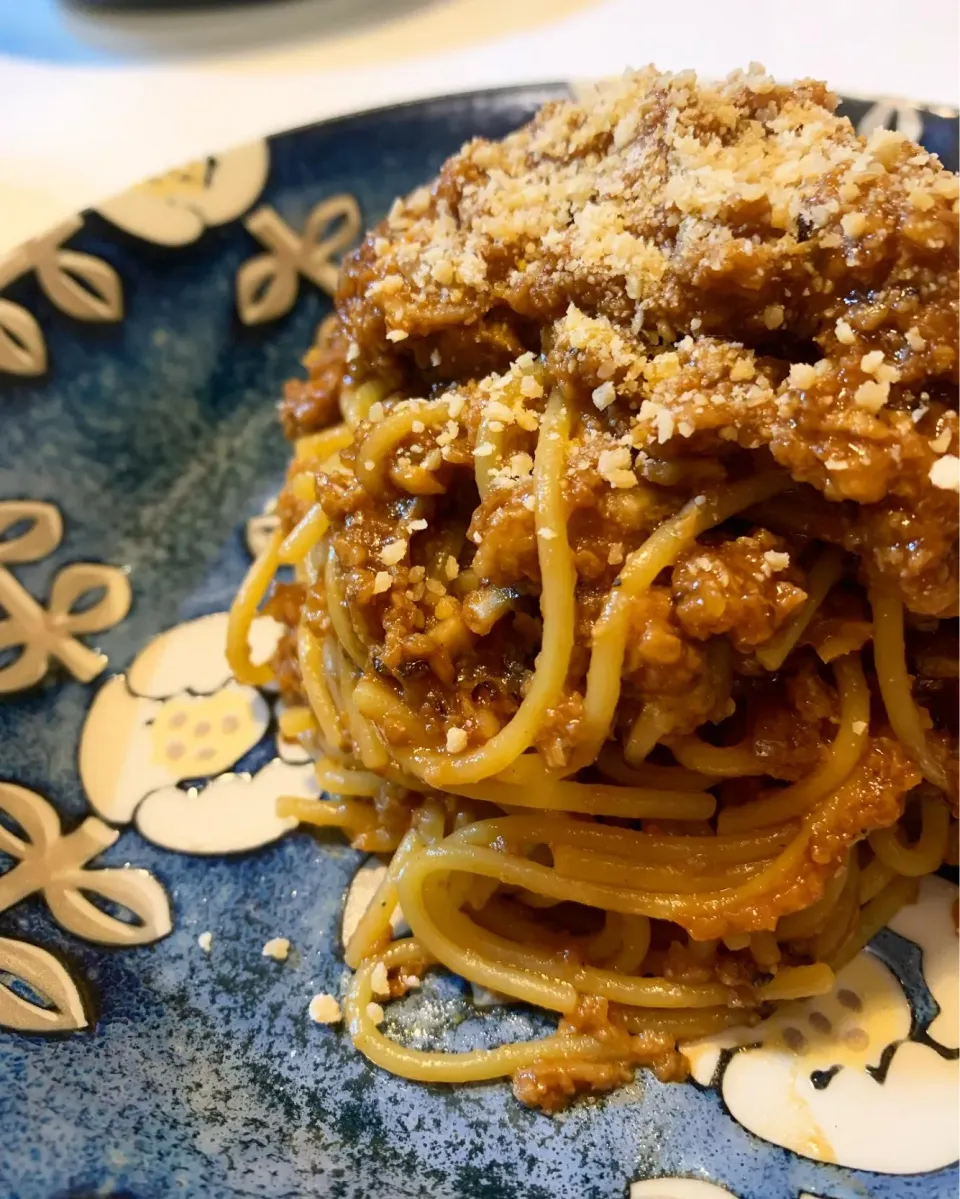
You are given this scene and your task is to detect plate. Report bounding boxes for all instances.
[0,83,957,1199]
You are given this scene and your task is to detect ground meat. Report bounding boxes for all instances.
[746,665,837,781]
[329,65,957,616]
[682,736,921,939]
[263,582,305,703]
[673,531,807,650]
[512,1059,635,1112]
[279,315,349,439]
[339,69,955,364]
[511,996,686,1111]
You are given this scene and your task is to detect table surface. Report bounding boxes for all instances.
[0,0,957,255]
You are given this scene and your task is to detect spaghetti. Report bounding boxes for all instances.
[231,66,958,1110]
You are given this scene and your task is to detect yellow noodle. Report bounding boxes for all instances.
[324,542,369,667]
[870,584,951,792]
[717,653,870,833]
[858,855,897,904]
[410,391,576,786]
[755,546,845,671]
[294,423,353,464]
[869,795,950,877]
[551,845,765,893]
[573,474,791,771]
[344,826,423,968]
[810,855,861,963]
[341,379,390,431]
[602,915,652,974]
[355,398,454,493]
[777,861,849,941]
[315,759,383,798]
[346,940,645,1084]
[668,738,768,779]
[297,625,347,755]
[474,408,507,499]
[447,779,716,821]
[831,875,920,971]
[278,704,314,738]
[278,503,330,565]
[226,527,282,686]
[595,747,716,791]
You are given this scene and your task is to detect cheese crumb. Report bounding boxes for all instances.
[262,937,290,962]
[370,961,391,998]
[852,721,868,735]
[520,375,544,398]
[866,127,906,165]
[598,446,636,489]
[537,527,557,540]
[592,381,616,410]
[346,342,360,363]
[860,350,885,375]
[905,327,927,351]
[407,518,429,532]
[763,550,791,572]
[386,330,409,342]
[474,441,497,458]
[380,538,408,565]
[430,348,442,367]
[197,932,212,953]
[787,363,817,390]
[929,454,960,492]
[763,305,784,330]
[444,555,460,580]
[607,543,624,565]
[841,212,867,238]
[446,726,468,754]
[309,993,342,1024]
[835,319,856,345]
[366,1002,385,1026]
[853,379,890,412]
[373,571,392,595]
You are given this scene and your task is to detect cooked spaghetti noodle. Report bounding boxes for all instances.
[232,66,959,1110]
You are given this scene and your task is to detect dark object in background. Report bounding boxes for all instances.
[66,0,297,6]
[67,1,299,8]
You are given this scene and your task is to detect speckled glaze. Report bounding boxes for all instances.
[0,85,957,1199]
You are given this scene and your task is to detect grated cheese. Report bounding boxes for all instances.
[446,727,468,753]
[929,454,960,492]
[262,937,290,962]
[380,538,408,565]
[309,993,342,1024]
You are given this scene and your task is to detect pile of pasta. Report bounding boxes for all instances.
[228,66,958,1110]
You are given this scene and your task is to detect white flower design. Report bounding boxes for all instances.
[79,610,313,854]
[0,782,171,1033]
[630,1181,740,1199]
[96,141,270,247]
[0,220,124,378]
[682,876,959,1175]
[0,500,131,692]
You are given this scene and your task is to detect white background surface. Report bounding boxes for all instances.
[0,0,957,254]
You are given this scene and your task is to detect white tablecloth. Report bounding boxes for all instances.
[0,0,957,254]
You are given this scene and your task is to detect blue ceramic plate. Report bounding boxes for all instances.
[0,84,958,1199]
